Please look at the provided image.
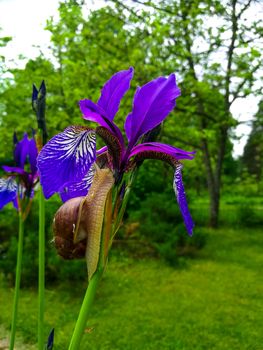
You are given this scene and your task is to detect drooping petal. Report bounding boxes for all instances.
[0,177,18,210]
[79,99,110,128]
[96,146,108,155]
[59,166,95,202]
[28,138,38,175]
[125,74,181,147]
[173,164,194,236]
[2,165,26,175]
[14,133,30,168]
[37,126,96,199]
[80,99,125,147]
[128,142,195,163]
[97,67,134,120]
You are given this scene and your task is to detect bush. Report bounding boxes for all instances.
[236,205,263,227]
[124,192,206,265]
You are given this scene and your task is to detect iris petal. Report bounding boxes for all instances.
[79,100,110,127]
[173,164,194,236]
[59,166,95,202]
[97,67,134,120]
[28,138,38,175]
[14,133,30,168]
[80,68,133,146]
[2,166,26,175]
[0,177,18,210]
[37,126,96,199]
[128,142,195,161]
[80,100,125,147]
[125,74,180,147]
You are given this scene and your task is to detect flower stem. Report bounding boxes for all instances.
[68,267,103,350]
[9,213,24,350]
[38,187,45,350]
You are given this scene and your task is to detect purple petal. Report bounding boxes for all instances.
[59,166,95,202]
[37,126,96,199]
[97,67,134,120]
[0,177,18,210]
[173,164,194,236]
[125,74,181,147]
[14,133,30,168]
[2,166,26,175]
[79,99,110,128]
[128,142,195,161]
[96,146,108,155]
[80,99,125,147]
[28,138,38,175]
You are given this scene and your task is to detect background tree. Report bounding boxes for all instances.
[110,0,263,226]
[242,100,263,185]
[0,0,262,228]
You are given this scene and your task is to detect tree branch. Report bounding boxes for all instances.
[130,0,176,15]
[225,0,238,109]
[230,62,262,105]
[237,0,253,19]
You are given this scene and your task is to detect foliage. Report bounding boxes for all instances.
[125,191,206,265]
[0,194,86,287]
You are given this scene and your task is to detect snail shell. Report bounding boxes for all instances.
[53,196,87,259]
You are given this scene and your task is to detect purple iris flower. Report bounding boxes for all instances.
[0,133,38,210]
[37,68,195,235]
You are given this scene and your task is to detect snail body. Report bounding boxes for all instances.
[53,167,114,279]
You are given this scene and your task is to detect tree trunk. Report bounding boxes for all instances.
[209,183,220,228]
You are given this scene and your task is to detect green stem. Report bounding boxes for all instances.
[9,213,24,350]
[38,187,45,350]
[68,268,103,350]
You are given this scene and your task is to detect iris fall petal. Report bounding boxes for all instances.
[59,166,95,202]
[173,164,194,235]
[0,178,18,210]
[37,126,96,199]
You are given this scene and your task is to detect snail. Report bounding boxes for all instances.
[53,167,114,279]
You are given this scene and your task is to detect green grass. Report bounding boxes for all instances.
[0,227,263,349]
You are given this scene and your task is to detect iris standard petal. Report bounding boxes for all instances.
[125,74,180,147]
[28,138,38,175]
[97,67,134,120]
[0,177,18,210]
[173,164,194,236]
[37,126,96,199]
[59,166,95,202]
[128,142,195,161]
[14,133,30,168]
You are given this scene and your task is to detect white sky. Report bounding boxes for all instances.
[0,0,260,157]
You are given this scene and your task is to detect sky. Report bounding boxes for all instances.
[0,0,260,157]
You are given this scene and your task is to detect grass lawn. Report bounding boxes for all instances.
[0,227,262,349]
